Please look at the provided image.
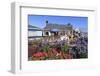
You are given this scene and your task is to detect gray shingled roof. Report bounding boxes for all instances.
[44,23,72,31]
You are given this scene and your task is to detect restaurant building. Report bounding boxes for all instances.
[28,21,73,38]
[43,21,73,36]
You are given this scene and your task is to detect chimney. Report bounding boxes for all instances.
[46,20,48,25]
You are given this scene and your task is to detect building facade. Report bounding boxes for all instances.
[43,21,73,36]
[28,21,73,39]
[28,25,43,38]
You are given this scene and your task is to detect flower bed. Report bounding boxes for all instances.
[28,35,88,61]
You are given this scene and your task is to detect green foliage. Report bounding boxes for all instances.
[41,45,50,52]
[79,53,88,58]
[61,44,69,53]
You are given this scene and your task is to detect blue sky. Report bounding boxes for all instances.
[28,15,88,32]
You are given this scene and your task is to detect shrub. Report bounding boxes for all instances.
[61,44,69,53]
[41,45,50,52]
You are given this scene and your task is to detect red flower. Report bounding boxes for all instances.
[33,53,37,57]
[43,51,48,57]
[33,52,43,57]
